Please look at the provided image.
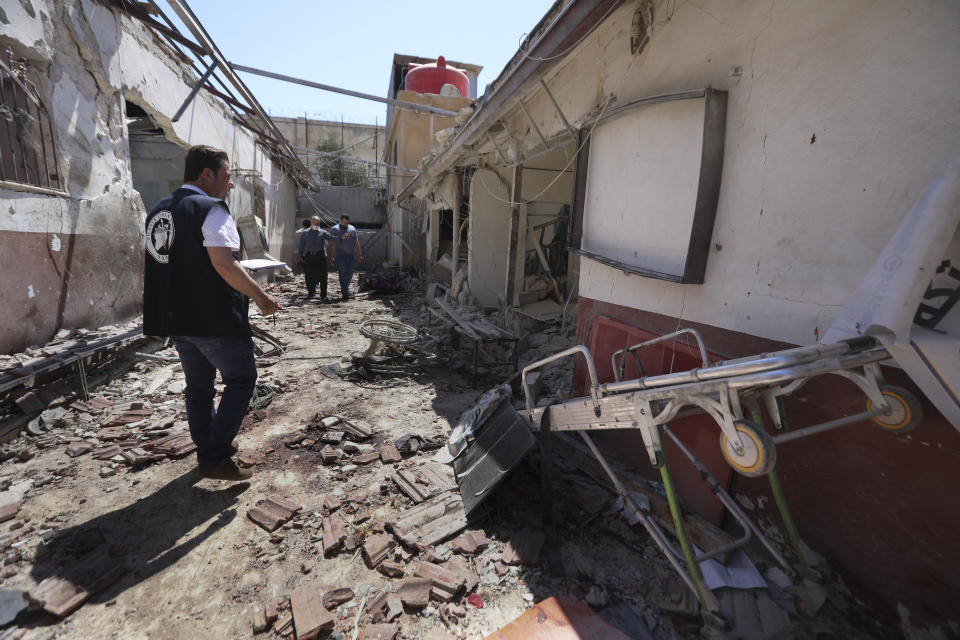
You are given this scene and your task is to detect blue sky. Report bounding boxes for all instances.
[181,1,556,125]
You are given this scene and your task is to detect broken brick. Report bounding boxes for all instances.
[362,533,396,568]
[320,445,340,464]
[320,494,342,512]
[450,530,490,555]
[466,592,484,609]
[414,561,465,602]
[321,587,354,610]
[353,451,381,465]
[379,443,402,464]
[320,431,344,444]
[378,560,404,578]
[247,496,302,533]
[322,515,347,557]
[397,578,432,608]
[0,500,23,523]
[289,584,334,640]
[65,442,94,458]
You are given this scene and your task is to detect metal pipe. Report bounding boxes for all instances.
[768,469,808,565]
[771,407,888,444]
[522,345,599,412]
[539,78,577,140]
[519,101,549,149]
[231,63,459,117]
[560,272,579,336]
[172,59,218,122]
[600,344,888,395]
[611,328,710,381]
[660,460,710,609]
[663,426,794,572]
[579,432,709,608]
[164,0,315,187]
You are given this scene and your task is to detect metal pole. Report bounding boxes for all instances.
[539,78,577,141]
[505,164,523,305]
[519,101,549,150]
[172,58,218,122]
[768,469,808,565]
[230,63,459,117]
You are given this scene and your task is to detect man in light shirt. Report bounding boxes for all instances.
[326,214,363,301]
[143,145,281,481]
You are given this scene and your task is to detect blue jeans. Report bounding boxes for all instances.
[335,254,356,299]
[172,336,257,467]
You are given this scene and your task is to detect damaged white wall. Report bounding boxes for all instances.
[465,0,960,345]
[0,0,297,353]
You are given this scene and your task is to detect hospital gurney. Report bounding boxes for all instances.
[519,330,921,612]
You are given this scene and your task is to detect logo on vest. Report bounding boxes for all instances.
[146,210,175,264]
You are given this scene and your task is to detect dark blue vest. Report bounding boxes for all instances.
[143,188,251,337]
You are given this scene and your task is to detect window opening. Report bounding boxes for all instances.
[0,49,63,194]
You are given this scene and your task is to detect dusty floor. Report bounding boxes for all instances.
[0,276,691,640]
[0,274,907,640]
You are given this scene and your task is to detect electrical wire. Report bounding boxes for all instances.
[516,2,621,62]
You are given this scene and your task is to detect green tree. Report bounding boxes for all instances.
[309,135,372,187]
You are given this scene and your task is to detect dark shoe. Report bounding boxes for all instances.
[198,459,253,481]
[306,292,315,298]
[320,296,329,302]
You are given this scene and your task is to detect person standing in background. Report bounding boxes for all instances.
[327,214,362,301]
[296,216,334,300]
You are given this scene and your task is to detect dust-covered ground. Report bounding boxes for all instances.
[0,274,906,640]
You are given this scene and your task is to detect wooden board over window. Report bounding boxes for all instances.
[579,89,727,284]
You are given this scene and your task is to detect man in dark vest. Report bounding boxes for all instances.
[143,145,281,481]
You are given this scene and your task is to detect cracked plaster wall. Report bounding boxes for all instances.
[0,0,296,353]
[474,0,960,346]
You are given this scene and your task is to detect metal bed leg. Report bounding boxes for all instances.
[767,468,808,566]
[659,460,710,608]
[540,411,562,574]
[579,432,719,612]
[662,425,794,573]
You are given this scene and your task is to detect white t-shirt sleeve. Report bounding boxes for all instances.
[200,204,241,249]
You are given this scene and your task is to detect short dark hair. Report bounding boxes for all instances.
[301,219,311,228]
[340,215,350,221]
[184,145,228,182]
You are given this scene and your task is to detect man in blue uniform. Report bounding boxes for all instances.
[143,145,281,481]
[326,214,363,301]
[295,215,334,300]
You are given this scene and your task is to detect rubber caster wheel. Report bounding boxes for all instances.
[866,385,923,433]
[720,419,776,477]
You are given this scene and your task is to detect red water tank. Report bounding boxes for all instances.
[404,56,470,98]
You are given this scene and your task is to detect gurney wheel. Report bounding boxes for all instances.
[720,420,776,477]
[867,385,922,433]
